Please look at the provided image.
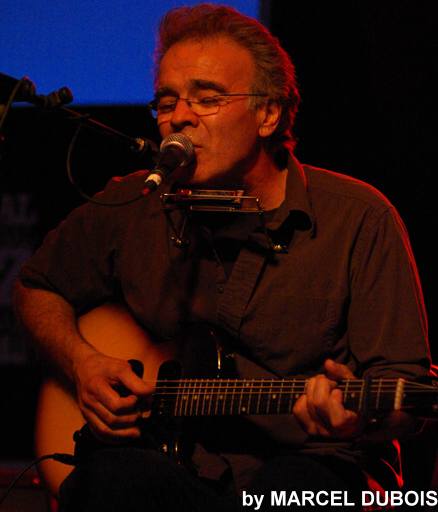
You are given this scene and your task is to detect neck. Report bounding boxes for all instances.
[243,150,287,211]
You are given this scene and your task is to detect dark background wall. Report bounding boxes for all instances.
[268,1,436,350]
[0,0,436,475]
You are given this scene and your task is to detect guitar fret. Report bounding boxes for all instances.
[184,380,191,416]
[238,381,244,414]
[176,378,182,416]
[222,380,228,415]
[194,379,201,416]
[344,380,350,406]
[288,379,295,412]
[178,379,183,417]
[175,379,181,416]
[193,379,198,416]
[189,379,194,416]
[240,380,249,414]
[231,379,236,414]
[247,379,254,414]
[262,383,267,413]
[213,380,219,416]
[277,379,284,414]
[358,379,365,412]
[206,379,212,416]
[256,380,262,414]
[185,379,190,416]
[206,380,212,416]
[210,380,216,415]
[201,379,206,416]
[180,379,186,417]
[218,381,224,415]
[266,380,273,414]
[376,379,383,411]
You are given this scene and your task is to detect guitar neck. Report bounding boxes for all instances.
[152,377,438,418]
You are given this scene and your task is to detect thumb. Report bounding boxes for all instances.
[324,359,355,381]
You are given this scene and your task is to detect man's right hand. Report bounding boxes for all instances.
[72,347,153,442]
[13,284,154,442]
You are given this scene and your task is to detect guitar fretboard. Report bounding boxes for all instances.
[151,378,437,417]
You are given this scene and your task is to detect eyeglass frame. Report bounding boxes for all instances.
[147,92,269,119]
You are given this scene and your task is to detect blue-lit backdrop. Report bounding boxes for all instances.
[0,0,258,105]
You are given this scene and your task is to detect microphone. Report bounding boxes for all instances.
[0,72,36,103]
[143,133,194,191]
[0,72,73,108]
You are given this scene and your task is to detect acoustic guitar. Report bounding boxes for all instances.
[35,303,438,496]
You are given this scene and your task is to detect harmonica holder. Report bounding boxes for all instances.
[160,189,287,252]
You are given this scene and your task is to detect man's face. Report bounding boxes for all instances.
[155,36,265,186]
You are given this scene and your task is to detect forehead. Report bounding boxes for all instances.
[156,36,255,93]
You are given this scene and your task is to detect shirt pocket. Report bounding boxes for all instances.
[241,295,337,376]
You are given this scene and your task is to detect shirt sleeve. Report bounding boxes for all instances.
[348,206,431,379]
[18,184,125,313]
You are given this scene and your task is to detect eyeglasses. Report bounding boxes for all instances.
[148,93,268,119]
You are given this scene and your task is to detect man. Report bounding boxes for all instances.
[14,4,430,511]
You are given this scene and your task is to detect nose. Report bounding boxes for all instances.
[170,98,199,130]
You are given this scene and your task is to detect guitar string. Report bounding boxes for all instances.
[149,381,435,391]
[148,378,429,385]
[149,383,437,413]
[145,379,436,415]
[151,382,433,389]
[150,379,420,389]
[150,380,432,387]
[152,386,436,395]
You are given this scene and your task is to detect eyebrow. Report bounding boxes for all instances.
[190,79,228,94]
[155,79,228,98]
[155,86,178,99]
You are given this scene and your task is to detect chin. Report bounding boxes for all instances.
[173,166,212,187]
[173,162,242,189]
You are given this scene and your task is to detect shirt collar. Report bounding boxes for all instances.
[265,153,316,237]
[162,153,316,251]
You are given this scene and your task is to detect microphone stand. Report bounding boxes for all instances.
[58,105,157,157]
[1,72,159,205]
[0,72,158,157]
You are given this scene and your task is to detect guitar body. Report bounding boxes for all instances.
[35,304,438,498]
[35,303,176,497]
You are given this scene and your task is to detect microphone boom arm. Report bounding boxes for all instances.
[0,72,158,157]
[58,105,158,157]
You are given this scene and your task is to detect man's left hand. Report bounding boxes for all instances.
[293,359,361,439]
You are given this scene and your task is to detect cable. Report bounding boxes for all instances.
[0,453,76,507]
[66,121,148,207]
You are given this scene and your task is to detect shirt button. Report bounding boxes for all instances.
[217,285,224,293]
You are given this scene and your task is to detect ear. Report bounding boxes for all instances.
[257,100,282,138]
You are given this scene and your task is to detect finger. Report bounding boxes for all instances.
[324,359,355,380]
[306,375,337,427]
[82,400,141,429]
[326,389,360,437]
[82,409,142,442]
[293,395,331,437]
[328,389,357,425]
[118,369,153,397]
[86,378,140,414]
